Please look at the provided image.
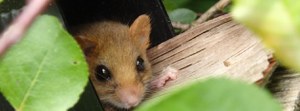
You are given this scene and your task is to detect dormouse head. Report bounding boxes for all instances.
[75,14,152,109]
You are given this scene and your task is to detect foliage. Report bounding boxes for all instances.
[0,15,89,111]
[136,78,282,111]
[232,0,300,72]
[0,0,292,111]
[163,0,219,24]
[169,8,197,24]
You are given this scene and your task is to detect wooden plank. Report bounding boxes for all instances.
[147,14,232,60]
[148,14,272,96]
[267,68,300,111]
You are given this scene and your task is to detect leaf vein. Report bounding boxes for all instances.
[17,48,51,111]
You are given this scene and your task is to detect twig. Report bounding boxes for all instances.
[171,22,190,31]
[195,0,231,24]
[0,0,52,55]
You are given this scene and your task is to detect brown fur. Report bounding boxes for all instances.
[72,15,152,110]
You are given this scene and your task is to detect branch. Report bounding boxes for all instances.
[0,0,52,55]
[171,22,190,31]
[195,0,231,24]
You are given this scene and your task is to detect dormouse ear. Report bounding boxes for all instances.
[129,14,151,49]
[75,36,96,57]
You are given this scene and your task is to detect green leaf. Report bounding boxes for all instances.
[163,0,189,12]
[136,78,281,111]
[169,8,197,24]
[231,0,300,72]
[0,0,3,4]
[0,15,89,111]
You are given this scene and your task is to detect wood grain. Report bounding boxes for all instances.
[148,14,273,95]
[267,68,300,111]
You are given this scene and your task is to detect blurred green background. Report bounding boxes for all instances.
[163,0,219,24]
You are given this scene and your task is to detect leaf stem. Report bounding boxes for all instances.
[0,0,52,56]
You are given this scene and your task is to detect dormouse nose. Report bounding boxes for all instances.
[118,87,142,108]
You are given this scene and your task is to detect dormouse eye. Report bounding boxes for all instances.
[95,65,111,81]
[136,56,145,72]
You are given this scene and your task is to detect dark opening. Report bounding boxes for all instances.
[57,0,175,47]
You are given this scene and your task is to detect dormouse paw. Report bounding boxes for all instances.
[151,66,178,89]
